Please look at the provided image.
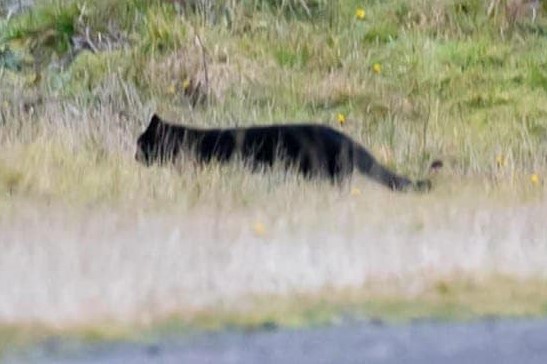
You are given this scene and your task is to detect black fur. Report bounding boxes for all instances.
[136,114,431,192]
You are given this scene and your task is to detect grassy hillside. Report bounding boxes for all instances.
[1,0,547,354]
[0,0,546,199]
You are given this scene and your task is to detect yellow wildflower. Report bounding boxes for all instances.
[167,83,176,95]
[372,63,382,74]
[253,221,266,237]
[182,78,191,91]
[337,113,346,125]
[351,187,362,196]
[355,8,366,20]
[496,154,506,168]
[530,173,541,186]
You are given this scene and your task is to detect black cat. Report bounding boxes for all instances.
[136,114,431,192]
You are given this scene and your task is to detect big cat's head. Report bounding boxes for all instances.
[135,114,163,166]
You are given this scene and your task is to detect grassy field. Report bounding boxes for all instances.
[1,0,547,354]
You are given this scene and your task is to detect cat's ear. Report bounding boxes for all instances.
[147,113,162,130]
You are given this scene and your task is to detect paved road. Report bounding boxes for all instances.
[8,319,547,364]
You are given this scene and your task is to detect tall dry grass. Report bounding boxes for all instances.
[0,91,546,328]
[0,175,546,326]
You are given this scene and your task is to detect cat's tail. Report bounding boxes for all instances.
[354,145,432,192]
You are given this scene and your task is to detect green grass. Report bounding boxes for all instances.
[176,275,547,328]
[3,275,547,357]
